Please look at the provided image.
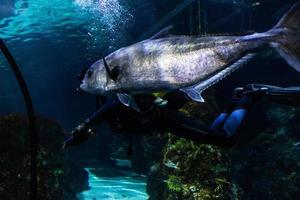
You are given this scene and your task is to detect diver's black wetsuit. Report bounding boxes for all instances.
[63,84,300,149]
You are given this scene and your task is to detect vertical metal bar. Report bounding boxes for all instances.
[248,5,252,29]
[202,0,208,34]
[136,0,197,41]
[189,3,193,34]
[198,0,202,34]
[240,8,245,31]
[0,39,37,200]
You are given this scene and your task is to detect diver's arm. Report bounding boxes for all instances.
[63,99,121,148]
[82,99,121,127]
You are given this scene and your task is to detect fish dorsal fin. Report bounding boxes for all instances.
[117,93,141,112]
[150,25,174,39]
[180,53,256,103]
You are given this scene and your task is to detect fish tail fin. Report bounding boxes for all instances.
[269,1,300,72]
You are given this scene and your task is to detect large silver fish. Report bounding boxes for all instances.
[81,2,300,111]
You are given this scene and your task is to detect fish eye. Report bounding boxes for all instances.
[87,70,93,78]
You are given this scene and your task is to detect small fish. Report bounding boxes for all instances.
[294,141,300,146]
[251,2,261,7]
[110,158,132,168]
[164,160,179,170]
[80,2,300,111]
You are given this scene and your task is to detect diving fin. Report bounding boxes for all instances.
[117,93,141,112]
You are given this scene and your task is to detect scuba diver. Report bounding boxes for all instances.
[63,83,300,149]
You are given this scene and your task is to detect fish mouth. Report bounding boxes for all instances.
[80,81,104,94]
[80,82,88,91]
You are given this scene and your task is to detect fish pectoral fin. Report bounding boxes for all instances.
[180,88,205,103]
[150,25,174,39]
[117,93,131,107]
[117,93,141,112]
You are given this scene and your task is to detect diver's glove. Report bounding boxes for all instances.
[62,123,96,149]
[241,84,269,101]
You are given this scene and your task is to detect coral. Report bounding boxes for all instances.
[162,137,239,200]
[147,94,242,200]
[147,100,300,200]
[0,114,88,200]
[146,100,300,200]
[230,104,300,200]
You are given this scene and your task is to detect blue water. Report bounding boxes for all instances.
[0,0,149,199]
[77,168,148,200]
[0,0,136,129]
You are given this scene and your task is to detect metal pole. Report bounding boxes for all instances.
[136,0,197,41]
[198,0,202,34]
[0,39,37,200]
[189,3,193,34]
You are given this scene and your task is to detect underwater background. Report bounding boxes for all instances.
[1,0,300,199]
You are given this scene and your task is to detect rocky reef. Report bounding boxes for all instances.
[0,114,88,200]
[160,137,239,200]
[230,104,300,199]
[146,93,241,200]
[146,95,300,200]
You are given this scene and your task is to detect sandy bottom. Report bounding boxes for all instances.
[77,168,149,200]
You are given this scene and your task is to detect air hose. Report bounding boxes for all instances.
[0,39,37,200]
